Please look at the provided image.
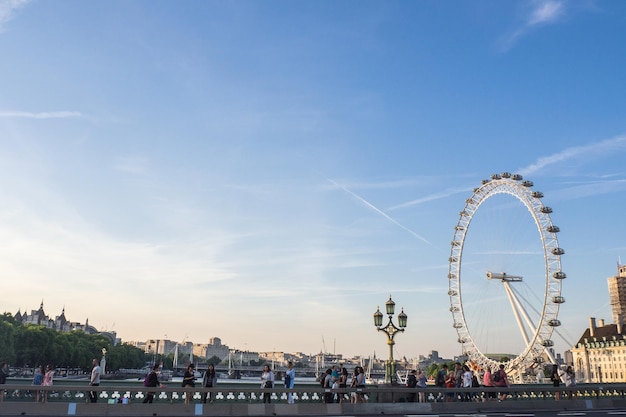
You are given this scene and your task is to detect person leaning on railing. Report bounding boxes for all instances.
[42,365,54,403]
[482,367,496,401]
[405,370,417,403]
[492,364,510,402]
[416,370,427,403]
[564,365,576,400]
[181,364,196,405]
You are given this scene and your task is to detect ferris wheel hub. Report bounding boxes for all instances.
[486,271,523,282]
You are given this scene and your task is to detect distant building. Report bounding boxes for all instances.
[608,264,626,327]
[145,339,178,356]
[416,350,449,369]
[570,317,626,382]
[429,350,443,362]
[231,349,260,365]
[13,301,117,345]
[131,337,232,365]
[204,337,230,360]
[260,351,289,363]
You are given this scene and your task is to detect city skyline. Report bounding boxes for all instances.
[1,1,625,360]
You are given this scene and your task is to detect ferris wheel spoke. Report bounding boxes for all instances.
[503,281,532,346]
[507,284,564,363]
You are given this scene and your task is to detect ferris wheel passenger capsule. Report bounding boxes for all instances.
[491,173,501,180]
[551,247,565,255]
[548,319,562,327]
[541,339,554,347]
[541,206,553,213]
[552,296,566,304]
[501,172,511,178]
[547,225,560,233]
[532,191,544,198]
[553,271,567,279]
[522,180,534,187]
[511,174,523,180]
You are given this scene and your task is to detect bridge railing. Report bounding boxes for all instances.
[2,383,626,404]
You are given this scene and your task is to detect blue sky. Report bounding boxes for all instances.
[0,0,625,361]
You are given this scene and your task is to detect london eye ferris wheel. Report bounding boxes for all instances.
[448,172,566,381]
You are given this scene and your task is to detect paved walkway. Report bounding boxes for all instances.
[0,399,622,417]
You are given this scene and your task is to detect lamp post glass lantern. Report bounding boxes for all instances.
[373,295,407,384]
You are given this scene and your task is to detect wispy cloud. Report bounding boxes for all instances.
[550,178,626,202]
[518,134,626,176]
[527,0,565,26]
[0,0,29,32]
[325,177,432,245]
[0,110,83,119]
[496,0,566,52]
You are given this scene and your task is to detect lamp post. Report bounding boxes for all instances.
[373,295,407,384]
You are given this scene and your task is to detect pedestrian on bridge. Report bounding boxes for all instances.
[202,363,217,404]
[284,361,295,404]
[182,364,196,405]
[260,364,274,403]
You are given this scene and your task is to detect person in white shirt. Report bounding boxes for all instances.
[260,364,274,403]
[89,359,101,403]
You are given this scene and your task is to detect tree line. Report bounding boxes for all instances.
[0,313,146,372]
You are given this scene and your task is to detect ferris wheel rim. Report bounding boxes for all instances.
[448,173,565,374]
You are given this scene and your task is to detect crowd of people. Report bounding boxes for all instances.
[0,359,577,404]
[431,362,511,403]
[550,363,577,400]
[31,364,54,402]
[147,361,578,405]
[318,365,367,403]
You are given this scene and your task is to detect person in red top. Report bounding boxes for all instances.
[492,364,510,401]
[445,371,456,402]
[482,367,496,401]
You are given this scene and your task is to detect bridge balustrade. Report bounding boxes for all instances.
[1,383,626,404]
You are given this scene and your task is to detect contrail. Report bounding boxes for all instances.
[0,110,82,119]
[519,134,626,176]
[326,177,431,245]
